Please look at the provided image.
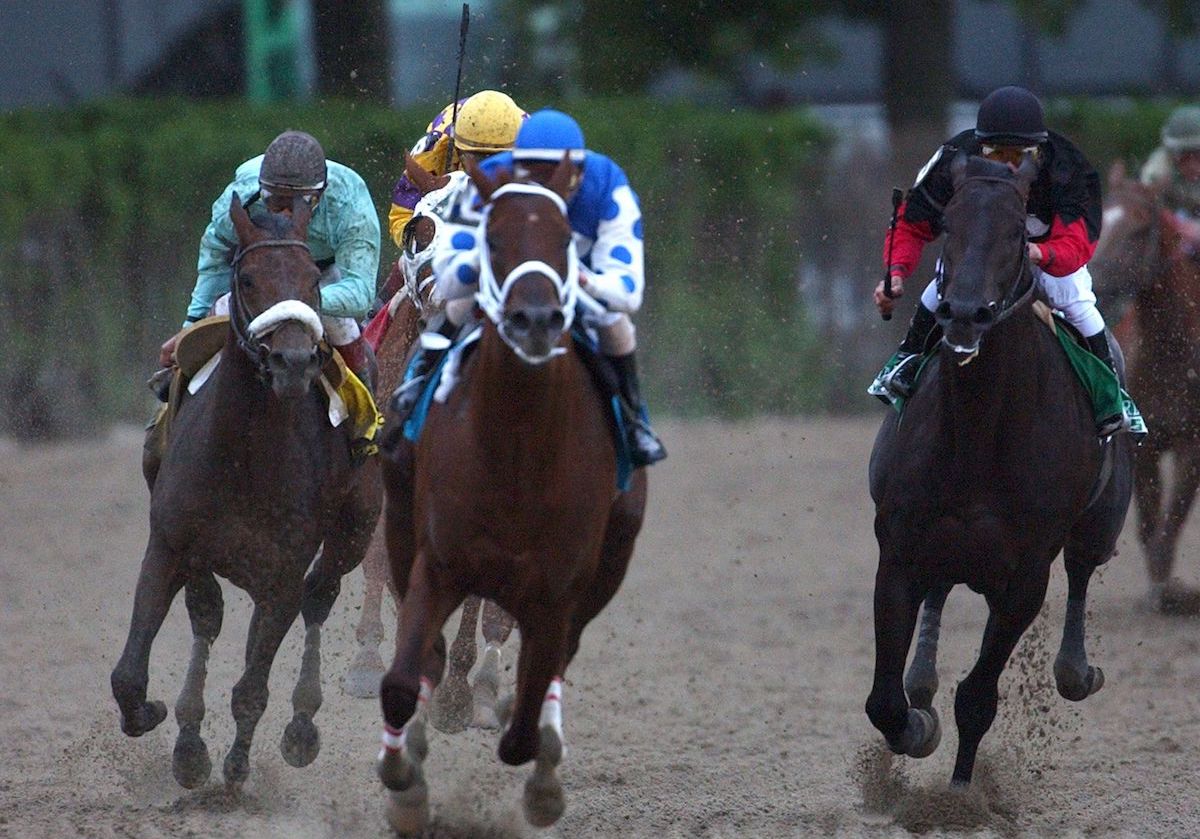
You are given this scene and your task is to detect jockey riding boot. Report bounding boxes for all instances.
[391,311,456,420]
[1085,331,1126,436]
[611,351,667,466]
[334,335,378,392]
[869,304,938,403]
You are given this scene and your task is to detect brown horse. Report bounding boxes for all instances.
[375,160,648,832]
[868,154,1132,786]
[345,156,516,732]
[110,194,382,788]
[1090,163,1200,612]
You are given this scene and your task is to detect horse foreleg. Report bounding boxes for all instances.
[377,555,463,834]
[473,600,517,729]
[224,594,302,787]
[1054,556,1105,701]
[904,585,951,711]
[431,595,481,733]
[345,525,389,699]
[172,572,223,788]
[111,539,186,739]
[1133,443,1165,573]
[1152,446,1200,613]
[951,561,1051,786]
[865,559,936,760]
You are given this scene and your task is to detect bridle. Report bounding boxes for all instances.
[401,171,470,315]
[475,182,579,365]
[229,237,328,379]
[937,174,1036,329]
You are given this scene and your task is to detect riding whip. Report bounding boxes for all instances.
[881,187,903,321]
[443,3,471,173]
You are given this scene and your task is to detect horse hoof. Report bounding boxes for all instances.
[223,747,250,786]
[902,707,941,759]
[342,662,385,699]
[523,727,566,828]
[172,730,212,788]
[377,746,423,792]
[1155,581,1200,616]
[1054,655,1105,702]
[385,784,429,836]
[472,701,501,730]
[430,675,472,734]
[281,713,321,767]
[121,700,168,737]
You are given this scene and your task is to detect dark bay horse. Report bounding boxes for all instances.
[345,156,516,732]
[111,194,382,788]
[1090,164,1200,612]
[867,154,1132,786]
[376,160,647,832]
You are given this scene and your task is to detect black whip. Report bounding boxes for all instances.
[443,4,471,173]
[881,187,903,321]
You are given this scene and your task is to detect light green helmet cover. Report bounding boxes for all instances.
[1163,106,1200,152]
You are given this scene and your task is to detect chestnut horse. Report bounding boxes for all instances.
[1090,164,1200,612]
[110,195,382,788]
[375,160,648,831]
[868,154,1132,786]
[345,157,516,732]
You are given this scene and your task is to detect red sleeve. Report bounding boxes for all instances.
[1038,215,1096,277]
[883,203,937,278]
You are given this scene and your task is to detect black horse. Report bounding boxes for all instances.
[867,154,1133,786]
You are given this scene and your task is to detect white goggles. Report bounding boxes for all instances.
[981,144,1039,158]
[260,185,324,205]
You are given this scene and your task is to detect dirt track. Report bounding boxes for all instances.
[3,416,1200,838]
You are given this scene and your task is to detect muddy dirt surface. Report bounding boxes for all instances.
[3,417,1199,838]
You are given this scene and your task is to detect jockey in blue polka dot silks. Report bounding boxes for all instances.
[395,108,666,467]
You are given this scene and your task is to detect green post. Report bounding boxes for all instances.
[244,0,303,102]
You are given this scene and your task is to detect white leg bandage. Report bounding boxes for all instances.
[538,677,564,740]
[321,315,360,345]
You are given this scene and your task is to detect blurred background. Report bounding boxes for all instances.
[1,0,1197,439]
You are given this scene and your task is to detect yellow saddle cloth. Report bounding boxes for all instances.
[147,316,383,461]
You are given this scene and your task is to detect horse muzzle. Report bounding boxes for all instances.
[935,299,996,360]
[500,305,568,365]
[265,344,322,398]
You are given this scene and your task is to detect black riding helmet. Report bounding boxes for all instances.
[974,86,1048,146]
[260,130,327,191]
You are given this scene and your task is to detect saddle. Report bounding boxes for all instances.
[393,324,635,491]
[145,316,381,468]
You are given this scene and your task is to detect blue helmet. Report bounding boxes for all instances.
[513,109,586,163]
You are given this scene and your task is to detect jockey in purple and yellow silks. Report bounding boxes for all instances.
[386,91,527,248]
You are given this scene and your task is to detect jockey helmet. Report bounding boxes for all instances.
[512,109,586,164]
[452,90,527,154]
[260,130,327,191]
[1162,106,1200,153]
[974,86,1048,146]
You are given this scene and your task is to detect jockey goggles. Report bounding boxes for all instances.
[259,183,325,205]
[981,144,1039,166]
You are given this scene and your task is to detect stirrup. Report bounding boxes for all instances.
[868,351,921,404]
[629,420,667,466]
[390,374,427,417]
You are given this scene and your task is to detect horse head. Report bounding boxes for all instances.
[936,152,1038,357]
[1090,161,1168,321]
[228,192,325,399]
[467,156,578,365]
[400,152,463,316]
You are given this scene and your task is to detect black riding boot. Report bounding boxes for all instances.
[390,312,456,419]
[611,351,667,466]
[1085,331,1125,436]
[870,304,938,401]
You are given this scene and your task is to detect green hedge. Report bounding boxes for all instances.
[0,97,828,437]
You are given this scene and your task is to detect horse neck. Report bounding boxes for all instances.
[1142,219,1200,355]
[936,304,1041,471]
[467,326,585,448]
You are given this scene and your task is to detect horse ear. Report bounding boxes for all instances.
[545,152,578,200]
[404,150,439,196]
[229,192,256,243]
[950,150,969,189]
[291,193,312,235]
[465,156,496,203]
[1108,159,1127,188]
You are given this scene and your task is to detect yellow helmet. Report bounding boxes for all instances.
[451,90,527,154]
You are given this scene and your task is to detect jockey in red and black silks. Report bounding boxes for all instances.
[869,85,1126,437]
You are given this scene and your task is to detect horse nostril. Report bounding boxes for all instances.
[548,311,565,332]
[973,306,995,326]
[509,312,531,332]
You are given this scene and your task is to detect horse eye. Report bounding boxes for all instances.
[240,273,254,288]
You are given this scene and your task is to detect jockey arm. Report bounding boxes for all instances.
[187,181,246,325]
[388,135,453,246]
[319,172,380,321]
[1032,215,1096,277]
[576,181,645,314]
[882,206,938,281]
